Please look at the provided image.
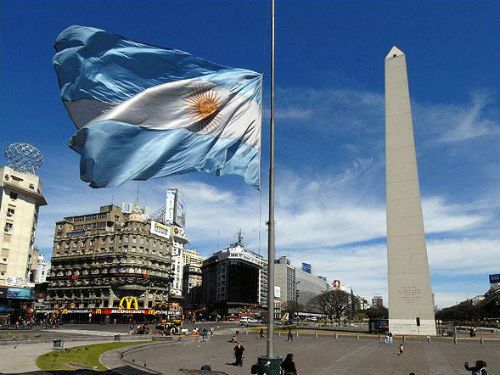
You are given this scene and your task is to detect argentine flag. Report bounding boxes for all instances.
[53,26,262,188]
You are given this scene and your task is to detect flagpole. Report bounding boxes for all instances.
[266,0,276,359]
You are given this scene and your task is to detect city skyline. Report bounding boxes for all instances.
[1,0,499,308]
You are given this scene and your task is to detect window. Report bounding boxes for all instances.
[9,192,17,200]
[4,223,13,233]
[29,183,35,190]
[7,208,14,217]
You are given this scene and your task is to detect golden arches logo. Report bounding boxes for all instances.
[119,296,139,310]
[94,308,102,315]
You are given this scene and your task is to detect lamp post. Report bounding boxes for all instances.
[295,281,301,326]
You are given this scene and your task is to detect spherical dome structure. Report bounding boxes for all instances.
[5,143,43,174]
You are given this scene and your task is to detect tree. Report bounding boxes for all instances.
[365,305,389,319]
[283,300,304,317]
[307,290,350,322]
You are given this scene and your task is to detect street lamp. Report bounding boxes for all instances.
[295,281,301,326]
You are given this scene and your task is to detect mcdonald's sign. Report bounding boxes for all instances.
[119,296,139,310]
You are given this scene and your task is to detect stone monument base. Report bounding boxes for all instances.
[389,319,436,336]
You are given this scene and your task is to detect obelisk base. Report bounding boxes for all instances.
[389,319,436,336]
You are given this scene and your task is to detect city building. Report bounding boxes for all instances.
[0,166,46,287]
[30,248,50,284]
[372,296,384,308]
[0,165,46,324]
[182,248,204,310]
[202,233,268,316]
[45,204,183,322]
[274,256,329,308]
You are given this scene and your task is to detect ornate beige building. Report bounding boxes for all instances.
[47,204,179,311]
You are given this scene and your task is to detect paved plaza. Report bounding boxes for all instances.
[116,333,500,375]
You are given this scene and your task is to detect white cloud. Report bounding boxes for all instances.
[416,92,500,143]
[428,237,500,275]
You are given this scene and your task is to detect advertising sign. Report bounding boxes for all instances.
[174,190,186,228]
[274,286,281,298]
[150,221,170,239]
[165,188,186,228]
[165,189,176,224]
[5,275,35,288]
[7,287,34,300]
[302,263,312,274]
[119,296,139,310]
[489,274,500,284]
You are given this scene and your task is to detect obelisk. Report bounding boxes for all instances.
[385,46,436,335]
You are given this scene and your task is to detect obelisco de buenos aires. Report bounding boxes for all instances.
[385,47,436,336]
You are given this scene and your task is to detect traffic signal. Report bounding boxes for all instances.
[295,289,300,300]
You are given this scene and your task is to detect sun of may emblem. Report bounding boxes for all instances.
[185,87,222,132]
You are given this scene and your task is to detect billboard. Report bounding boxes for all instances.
[302,263,312,273]
[5,275,35,288]
[274,286,281,298]
[165,188,186,228]
[174,190,186,229]
[489,274,500,284]
[150,221,170,239]
[7,287,34,300]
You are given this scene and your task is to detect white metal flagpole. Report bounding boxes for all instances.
[266,0,276,359]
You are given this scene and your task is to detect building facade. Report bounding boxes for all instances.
[0,166,46,287]
[202,237,268,315]
[46,204,178,318]
[182,248,204,310]
[274,256,329,308]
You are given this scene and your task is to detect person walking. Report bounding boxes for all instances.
[201,328,208,342]
[287,326,294,341]
[210,326,214,337]
[398,343,404,356]
[233,342,245,367]
[281,353,297,375]
[259,328,264,338]
[465,360,488,375]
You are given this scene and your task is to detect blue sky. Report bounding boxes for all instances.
[1,0,499,308]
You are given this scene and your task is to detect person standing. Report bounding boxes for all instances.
[398,343,404,356]
[210,326,215,337]
[287,326,294,341]
[281,353,297,375]
[233,342,245,367]
[259,328,264,338]
[465,360,488,375]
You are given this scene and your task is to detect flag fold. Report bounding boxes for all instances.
[53,25,262,188]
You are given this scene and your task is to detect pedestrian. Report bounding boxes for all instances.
[201,328,208,342]
[210,326,214,337]
[465,360,488,375]
[281,353,297,375]
[287,326,294,341]
[398,343,404,356]
[259,328,264,338]
[388,331,394,344]
[233,342,245,367]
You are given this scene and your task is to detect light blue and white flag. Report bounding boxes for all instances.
[53,25,262,188]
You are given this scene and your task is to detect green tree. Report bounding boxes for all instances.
[307,290,350,322]
[365,305,389,319]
